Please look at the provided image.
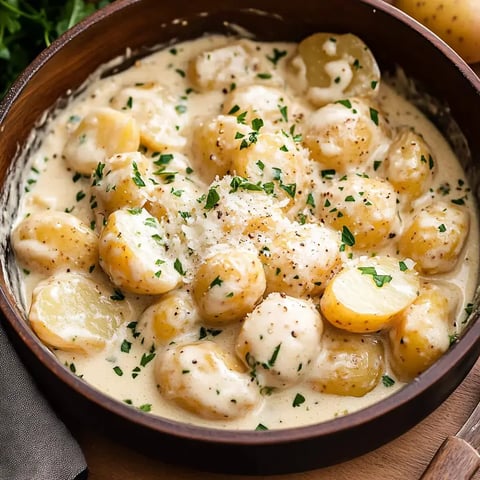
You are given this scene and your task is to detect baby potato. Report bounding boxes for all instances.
[29,272,133,352]
[155,341,261,420]
[145,174,202,223]
[110,84,186,152]
[231,131,308,209]
[385,127,435,201]
[388,282,452,381]
[137,289,200,346]
[236,292,323,388]
[298,32,381,106]
[190,115,251,183]
[260,223,341,297]
[188,41,275,91]
[398,201,469,274]
[12,211,98,274]
[193,246,266,324]
[321,256,420,333]
[303,98,389,173]
[309,327,385,397]
[394,0,480,63]
[62,107,140,175]
[99,208,182,295]
[317,175,398,249]
[222,85,296,127]
[91,152,152,216]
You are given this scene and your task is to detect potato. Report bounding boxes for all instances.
[236,292,323,388]
[193,246,266,324]
[62,108,140,175]
[394,0,480,63]
[385,127,435,201]
[388,282,453,381]
[137,289,200,346]
[298,32,381,106]
[29,272,133,352]
[155,341,261,420]
[12,211,98,274]
[398,201,469,274]
[320,256,420,333]
[309,327,385,397]
[317,175,398,249]
[110,83,186,152]
[303,97,390,173]
[91,152,152,216]
[260,223,341,297]
[98,208,182,295]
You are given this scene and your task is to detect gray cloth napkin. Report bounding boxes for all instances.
[0,320,88,480]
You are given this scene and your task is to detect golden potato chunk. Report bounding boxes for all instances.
[398,201,469,274]
[12,211,98,274]
[321,256,420,333]
[309,327,385,397]
[99,208,182,295]
[236,292,323,388]
[190,115,250,183]
[385,128,435,201]
[62,108,140,175]
[110,84,186,152]
[260,223,341,297]
[317,175,398,249]
[155,341,261,420]
[298,32,380,106]
[388,282,453,381]
[193,246,266,324]
[29,272,132,352]
[138,289,200,346]
[303,98,389,173]
[91,152,152,216]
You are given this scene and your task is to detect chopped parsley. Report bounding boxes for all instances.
[292,393,305,407]
[358,266,392,287]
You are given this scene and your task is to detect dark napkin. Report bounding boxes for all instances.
[0,321,88,480]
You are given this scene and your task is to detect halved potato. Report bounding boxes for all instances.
[320,256,420,333]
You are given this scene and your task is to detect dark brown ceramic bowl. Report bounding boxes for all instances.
[1,0,480,475]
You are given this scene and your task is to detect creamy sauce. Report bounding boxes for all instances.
[11,34,479,430]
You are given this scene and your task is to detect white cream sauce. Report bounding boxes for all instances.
[12,34,479,430]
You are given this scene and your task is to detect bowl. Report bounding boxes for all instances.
[1,0,480,475]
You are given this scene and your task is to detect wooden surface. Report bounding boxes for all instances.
[72,62,480,480]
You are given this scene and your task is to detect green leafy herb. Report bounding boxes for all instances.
[358,266,392,287]
[266,47,287,66]
[113,366,123,376]
[120,339,132,353]
[255,423,269,431]
[292,393,305,407]
[382,375,395,387]
[341,226,355,247]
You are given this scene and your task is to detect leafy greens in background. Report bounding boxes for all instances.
[0,0,112,98]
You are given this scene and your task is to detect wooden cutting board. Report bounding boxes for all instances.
[72,61,480,480]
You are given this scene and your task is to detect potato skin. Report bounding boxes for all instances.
[394,0,480,63]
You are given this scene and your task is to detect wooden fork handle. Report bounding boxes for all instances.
[420,436,480,480]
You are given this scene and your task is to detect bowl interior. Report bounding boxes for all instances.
[1,0,480,474]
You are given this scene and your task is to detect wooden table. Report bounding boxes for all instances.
[73,62,480,480]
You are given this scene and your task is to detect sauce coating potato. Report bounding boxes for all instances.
[29,272,132,352]
[303,97,390,173]
[298,32,381,106]
[62,107,140,175]
[309,327,385,397]
[236,292,323,388]
[12,211,98,274]
[155,341,261,420]
[388,283,453,381]
[398,201,469,274]
[99,208,182,295]
[193,246,266,324]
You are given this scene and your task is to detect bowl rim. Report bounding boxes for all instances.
[1,0,480,449]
